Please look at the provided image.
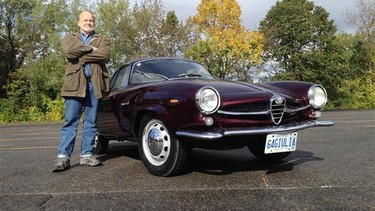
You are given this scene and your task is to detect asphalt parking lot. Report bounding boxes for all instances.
[0,110,374,210]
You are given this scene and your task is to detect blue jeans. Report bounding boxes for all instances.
[57,82,100,159]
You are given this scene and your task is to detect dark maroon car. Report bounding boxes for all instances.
[96,57,334,176]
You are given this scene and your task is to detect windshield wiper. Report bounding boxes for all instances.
[153,73,169,80]
[135,70,152,78]
[135,70,168,80]
[178,73,202,78]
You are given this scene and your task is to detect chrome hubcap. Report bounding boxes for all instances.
[142,119,171,166]
[148,128,164,156]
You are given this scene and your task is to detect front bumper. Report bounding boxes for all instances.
[175,120,335,140]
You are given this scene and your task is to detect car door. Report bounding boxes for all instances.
[97,64,132,138]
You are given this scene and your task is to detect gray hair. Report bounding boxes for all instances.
[77,11,96,22]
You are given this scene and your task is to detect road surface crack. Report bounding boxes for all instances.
[38,195,53,210]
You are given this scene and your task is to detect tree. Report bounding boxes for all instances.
[0,0,68,122]
[186,0,263,81]
[0,0,68,98]
[259,0,348,97]
[161,11,187,57]
[6,52,66,121]
[1,0,201,122]
[193,0,242,36]
[0,0,33,98]
[346,0,375,71]
[97,0,194,62]
[61,0,90,33]
[97,0,134,69]
[129,0,192,59]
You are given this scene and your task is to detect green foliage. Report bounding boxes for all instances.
[0,96,64,123]
[97,0,133,69]
[259,0,363,107]
[187,0,264,80]
[8,52,65,104]
[95,0,192,70]
[346,0,375,71]
[129,0,192,59]
[324,33,374,109]
[0,0,32,97]
[0,0,374,123]
[62,0,91,33]
[0,0,198,123]
[0,98,16,123]
[45,96,65,121]
[0,52,65,123]
[161,11,189,57]
[326,71,375,110]
[0,0,68,98]
[259,0,339,80]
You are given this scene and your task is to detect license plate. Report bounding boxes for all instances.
[264,132,298,154]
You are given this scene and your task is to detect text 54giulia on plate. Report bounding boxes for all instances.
[265,132,298,154]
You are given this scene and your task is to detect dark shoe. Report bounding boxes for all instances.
[52,158,70,172]
[80,156,102,167]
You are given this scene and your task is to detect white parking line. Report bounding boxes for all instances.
[334,120,374,123]
[0,146,59,151]
[0,135,81,142]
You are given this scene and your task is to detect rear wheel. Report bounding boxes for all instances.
[93,132,109,155]
[247,136,291,161]
[138,114,187,176]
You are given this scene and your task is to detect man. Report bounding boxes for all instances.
[53,11,110,172]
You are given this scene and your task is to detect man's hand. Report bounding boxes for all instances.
[92,46,98,51]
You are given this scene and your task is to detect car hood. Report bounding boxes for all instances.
[197,80,277,104]
[190,79,304,100]
[131,79,302,104]
[163,79,268,94]
[155,79,284,104]
[208,80,267,94]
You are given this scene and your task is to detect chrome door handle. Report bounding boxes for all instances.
[121,102,129,107]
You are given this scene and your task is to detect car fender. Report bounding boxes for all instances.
[132,103,170,138]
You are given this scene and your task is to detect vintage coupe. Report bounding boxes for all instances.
[96,57,334,176]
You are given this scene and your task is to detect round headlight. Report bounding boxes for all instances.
[308,85,327,108]
[196,87,220,113]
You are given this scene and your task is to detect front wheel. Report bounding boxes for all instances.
[247,137,291,161]
[93,132,109,155]
[138,114,187,176]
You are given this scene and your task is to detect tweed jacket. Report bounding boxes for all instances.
[61,31,110,99]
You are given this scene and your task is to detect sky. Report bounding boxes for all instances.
[129,0,357,34]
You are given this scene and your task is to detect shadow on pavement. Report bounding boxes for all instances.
[95,142,324,176]
[186,148,324,176]
[97,141,140,162]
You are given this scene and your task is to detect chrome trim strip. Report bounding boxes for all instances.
[217,110,270,115]
[285,105,311,113]
[175,131,223,140]
[176,120,335,140]
[314,120,336,126]
[217,104,311,116]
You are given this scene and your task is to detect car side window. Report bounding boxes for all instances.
[112,65,131,89]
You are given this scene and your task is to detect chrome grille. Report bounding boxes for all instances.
[217,94,308,125]
[270,95,285,125]
[220,103,269,113]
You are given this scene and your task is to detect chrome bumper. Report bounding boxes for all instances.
[175,120,335,140]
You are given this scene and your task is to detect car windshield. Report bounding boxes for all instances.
[131,59,214,83]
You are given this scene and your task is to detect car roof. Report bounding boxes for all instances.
[126,57,198,66]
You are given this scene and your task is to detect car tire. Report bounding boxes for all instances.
[247,137,291,161]
[138,114,187,176]
[93,133,109,155]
